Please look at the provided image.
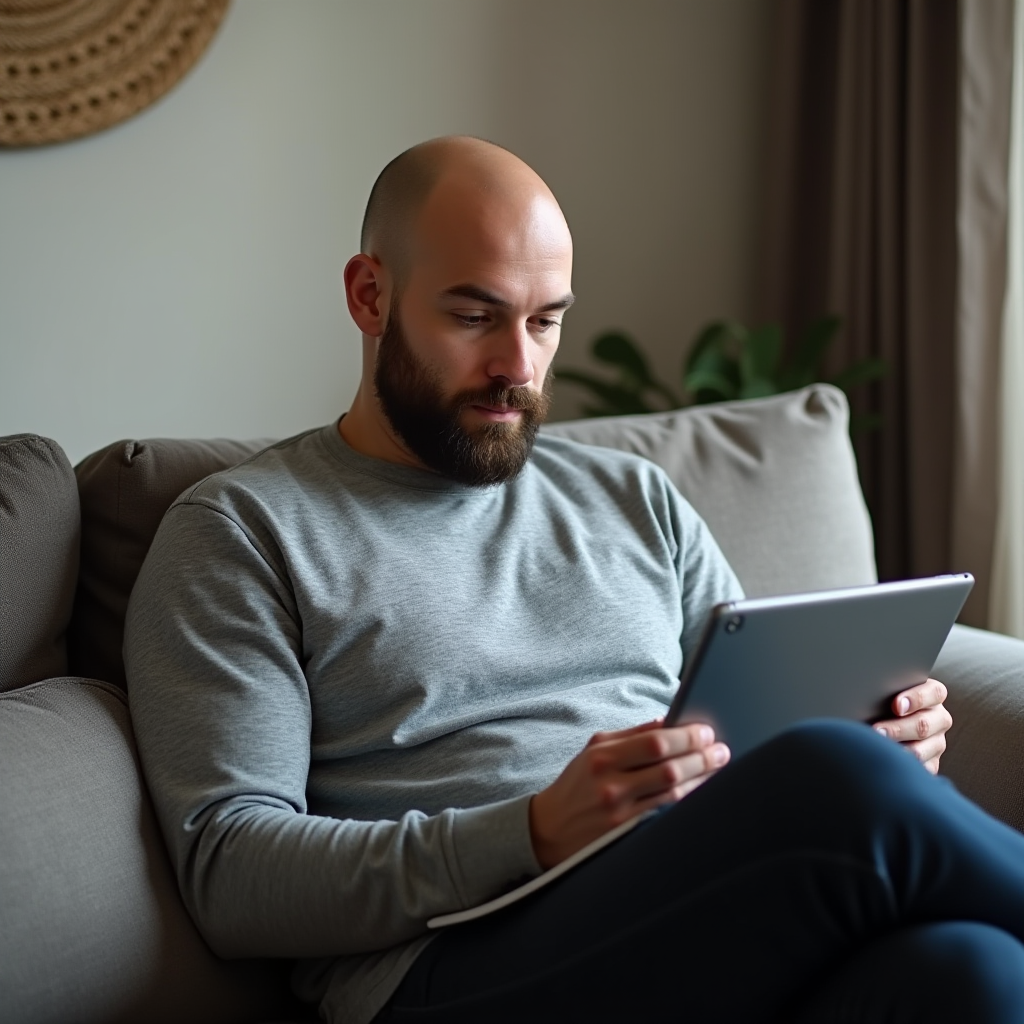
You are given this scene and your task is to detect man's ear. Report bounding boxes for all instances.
[344,254,390,336]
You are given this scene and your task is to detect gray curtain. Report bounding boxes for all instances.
[954,0,1015,628]
[760,0,960,586]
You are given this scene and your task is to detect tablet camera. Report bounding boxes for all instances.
[724,615,744,634]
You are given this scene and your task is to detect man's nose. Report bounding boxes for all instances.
[485,323,534,388]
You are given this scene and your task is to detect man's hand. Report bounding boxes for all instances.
[873,678,951,775]
[529,719,729,870]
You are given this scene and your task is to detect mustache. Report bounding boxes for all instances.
[454,384,545,413]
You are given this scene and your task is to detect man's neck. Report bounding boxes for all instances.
[339,389,432,472]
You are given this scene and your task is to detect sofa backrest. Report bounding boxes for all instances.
[70,438,273,688]
[0,434,80,692]
[65,383,876,688]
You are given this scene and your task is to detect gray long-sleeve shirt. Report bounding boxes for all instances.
[124,421,742,1023]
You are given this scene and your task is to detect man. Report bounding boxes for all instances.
[126,137,1024,1023]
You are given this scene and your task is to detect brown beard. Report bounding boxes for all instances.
[373,300,552,486]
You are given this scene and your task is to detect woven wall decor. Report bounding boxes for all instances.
[0,0,231,147]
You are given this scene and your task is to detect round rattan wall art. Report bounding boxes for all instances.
[0,0,231,147]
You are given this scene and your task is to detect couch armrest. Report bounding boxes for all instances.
[934,624,1024,832]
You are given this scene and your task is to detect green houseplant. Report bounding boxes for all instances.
[556,317,885,430]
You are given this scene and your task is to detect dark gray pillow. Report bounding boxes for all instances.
[0,676,309,1023]
[69,438,272,689]
[0,434,80,692]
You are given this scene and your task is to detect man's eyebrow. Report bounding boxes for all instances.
[441,284,576,313]
[538,293,576,313]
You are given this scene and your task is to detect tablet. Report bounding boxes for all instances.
[664,574,974,758]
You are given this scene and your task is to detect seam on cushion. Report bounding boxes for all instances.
[0,675,128,706]
[0,435,67,470]
[0,434,52,452]
[115,441,128,596]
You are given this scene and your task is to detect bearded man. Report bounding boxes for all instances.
[126,137,1024,1024]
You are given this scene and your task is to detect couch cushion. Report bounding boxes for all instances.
[69,438,272,689]
[0,676,307,1024]
[935,624,1024,832]
[543,384,877,597]
[0,434,80,691]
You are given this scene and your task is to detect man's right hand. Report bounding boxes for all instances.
[528,719,730,870]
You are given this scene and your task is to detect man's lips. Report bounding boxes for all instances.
[470,403,523,421]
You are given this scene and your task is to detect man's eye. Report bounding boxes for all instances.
[453,313,487,327]
[533,318,561,332]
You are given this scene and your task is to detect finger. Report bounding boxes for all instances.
[903,733,947,768]
[875,704,952,744]
[922,755,941,775]
[897,724,948,762]
[601,743,730,807]
[629,759,728,816]
[892,678,948,717]
[587,718,665,747]
[599,723,717,772]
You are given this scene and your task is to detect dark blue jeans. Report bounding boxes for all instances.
[377,721,1024,1023]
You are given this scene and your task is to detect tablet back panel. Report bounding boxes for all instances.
[668,575,973,759]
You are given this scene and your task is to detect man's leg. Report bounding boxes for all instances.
[376,720,1024,1023]
[794,922,1024,1023]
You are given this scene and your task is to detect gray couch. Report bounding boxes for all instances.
[3,383,1024,1024]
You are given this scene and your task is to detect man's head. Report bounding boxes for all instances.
[342,136,574,485]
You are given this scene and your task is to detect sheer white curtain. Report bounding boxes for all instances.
[990,0,1024,639]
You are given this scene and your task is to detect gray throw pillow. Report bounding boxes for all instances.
[543,384,877,597]
[69,438,273,688]
[0,676,309,1024]
[0,435,80,692]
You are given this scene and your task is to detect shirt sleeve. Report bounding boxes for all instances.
[124,500,540,961]
[667,482,746,663]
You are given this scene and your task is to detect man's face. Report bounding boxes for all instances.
[374,298,554,486]
[372,188,573,485]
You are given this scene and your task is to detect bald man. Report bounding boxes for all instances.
[127,138,1024,1024]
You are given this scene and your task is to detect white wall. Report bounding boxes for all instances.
[0,0,773,464]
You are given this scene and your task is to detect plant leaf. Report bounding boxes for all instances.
[683,368,739,402]
[745,324,783,381]
[591,332,655,387]
[739,376,778,400]
[684,322,733,376]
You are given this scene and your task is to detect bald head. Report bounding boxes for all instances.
[341,136,573,476]
[360,136,566,286]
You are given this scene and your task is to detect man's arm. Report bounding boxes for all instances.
[125,502,540,959]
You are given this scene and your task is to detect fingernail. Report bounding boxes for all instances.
[875,725,888,738]
[898,697,910,715]
[711,746,728,767]
[699,725,713,745]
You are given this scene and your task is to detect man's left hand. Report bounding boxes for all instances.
[873,678,951,775]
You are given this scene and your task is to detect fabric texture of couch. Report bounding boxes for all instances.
[2,383,1023,1024]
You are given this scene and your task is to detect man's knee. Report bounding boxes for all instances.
[757,718,919,782]
[738,718,932,821]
